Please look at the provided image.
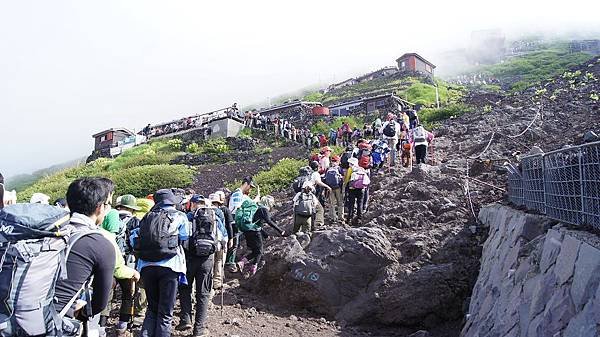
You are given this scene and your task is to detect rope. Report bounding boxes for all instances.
[506,111,540,139]
[469,132,496,159]
[465,160,478,220]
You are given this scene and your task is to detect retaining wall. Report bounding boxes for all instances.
[462,203,600,337]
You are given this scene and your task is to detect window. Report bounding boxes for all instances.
[400,61,406,69]
[99,135,106,142]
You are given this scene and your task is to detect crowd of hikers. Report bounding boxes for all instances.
[0,174,285,337]
[287,111,435,230]
[0,108,434,337]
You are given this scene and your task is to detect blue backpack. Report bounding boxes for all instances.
[324,167,343,188]
[372,150,384,166]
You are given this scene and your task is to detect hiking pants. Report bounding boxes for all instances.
[314,201,325,228]
[101,277,135,324]
[387,138,398,167]
[293,214,312,234]
[140,266,179,337]
[415,144,427,164]
[243,230,263,266]
[225,233,241,266]
[329,188,344,221]
[213,248,226,289]
[347,188,364,220]
[179,255,214,334]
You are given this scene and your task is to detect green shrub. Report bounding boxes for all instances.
[110,165,195,197]
[186,142,200,153]
[167,139,183,151]
[255,146,273,155]
[227,158,306,197]
[311,116,364,134]
[200,138,230,154]
[108,141,181,170]
[238,128,253,139]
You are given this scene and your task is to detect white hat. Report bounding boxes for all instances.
[3,190,17,205]
[302,180,314,189]
[30,193,50,204]
[214,191,226,203]
[348,157,359,167]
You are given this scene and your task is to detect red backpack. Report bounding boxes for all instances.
[358,148,372,169]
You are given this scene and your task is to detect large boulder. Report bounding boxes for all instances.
[246,227,397,319]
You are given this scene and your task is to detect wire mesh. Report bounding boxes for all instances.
[581,142,600,229]
[521,154,545,213]
[507,170,524,206]
[543,147,583,225]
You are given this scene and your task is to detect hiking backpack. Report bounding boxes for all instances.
[372,150,384,166]
[350,170,371,189]
[292,166,312,193]
[134,208,180,262]
[383,122,396,138]
[295,193,315,217]
[190,207,217,257]
[0,204,97,337]
[235,200,260,232]
[413,126,427,144]
[357,148,372,169]
[324,167,343,189]
[340,150,353,169]
[116,213,139,257]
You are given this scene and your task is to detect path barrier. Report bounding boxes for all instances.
[507,141,600,229]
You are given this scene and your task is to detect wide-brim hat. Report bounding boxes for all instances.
[154,189,184,206]
[116,194,141,211]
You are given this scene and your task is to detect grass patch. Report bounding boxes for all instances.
[477,50,594,92]
[419,103,473,129]
[311,116,365,134]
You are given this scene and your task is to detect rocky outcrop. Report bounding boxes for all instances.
[462,203,600,337]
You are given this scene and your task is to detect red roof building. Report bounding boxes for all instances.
[396,53,436,77]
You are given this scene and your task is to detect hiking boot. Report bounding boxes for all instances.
[243,264,258,279]
[175,315,192,331]
[236,257,249,274]
[225,263,238,273]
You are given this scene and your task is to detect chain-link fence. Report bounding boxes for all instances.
[581,142,600,227]
[521,154,545,213]
[507,141,600,229]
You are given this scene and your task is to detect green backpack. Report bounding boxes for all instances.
[235,199,260,232]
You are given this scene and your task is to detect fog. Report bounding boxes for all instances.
[1,0,599,179]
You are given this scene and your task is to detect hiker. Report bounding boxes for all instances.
[0,178,115,337]
[381,113,401,167]
[400,123,412,168]
[371,141,389,172]
[177,196,219,336]
[54,178,117,330]
[373,117,382,138]
[345,158,371,224]
[293,182,319,233]
[342,122,352,146]
[226,177,260,272]
[407,109,419,129]
[30,192,50,204]
[236,196,284,278]
[319,146,332,174]
[130,188,191,337]
[411,124,434,164]
[309,160,330,227]
[401,111,410,128]
[329,128,337,145]
[324,156,344,223]
[115,194,147,323]
[209,192,233,289]
[99,209,141,337]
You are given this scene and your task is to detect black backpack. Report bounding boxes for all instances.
[292,166,312,193]
[134,208,179,262]
[383,122,396,137]
[190,207,217,257]
[340,151,353,169]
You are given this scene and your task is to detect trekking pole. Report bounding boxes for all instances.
[220,268,225,317]
[130,279,136,323]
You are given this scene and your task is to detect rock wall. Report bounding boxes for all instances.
[462,203,600,337]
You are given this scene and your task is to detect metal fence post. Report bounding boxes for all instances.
[578,147,585,226]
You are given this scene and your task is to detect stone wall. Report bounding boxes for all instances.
[462,203,600,337]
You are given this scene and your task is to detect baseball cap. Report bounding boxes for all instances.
[190,194,204,203]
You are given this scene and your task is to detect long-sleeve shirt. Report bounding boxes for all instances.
[220,205,235,237]
[54,213,116,318]
[130,206,190,276]
[252,207,282,233]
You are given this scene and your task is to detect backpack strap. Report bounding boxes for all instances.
[57,230,103,318]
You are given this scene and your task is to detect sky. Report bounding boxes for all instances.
[1,0,599,179]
